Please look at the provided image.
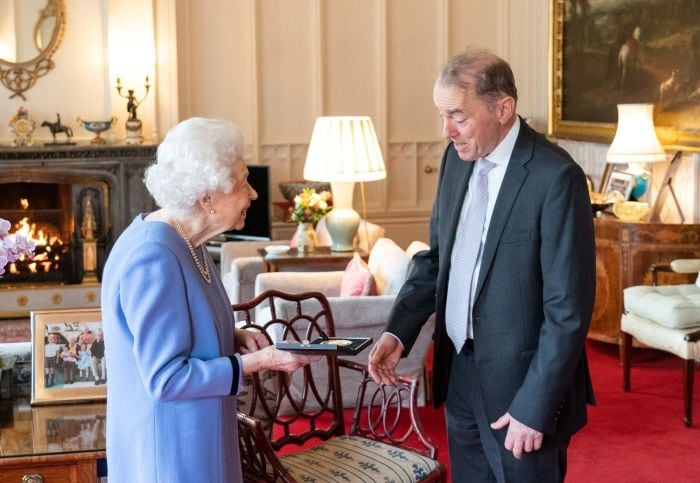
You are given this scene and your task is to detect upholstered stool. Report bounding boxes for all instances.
[621,264,700,427]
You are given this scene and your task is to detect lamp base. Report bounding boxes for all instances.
[325,207,360,252]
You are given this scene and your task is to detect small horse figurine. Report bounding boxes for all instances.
[42,113,74,144]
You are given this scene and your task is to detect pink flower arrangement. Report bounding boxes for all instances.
[0,218,35,277]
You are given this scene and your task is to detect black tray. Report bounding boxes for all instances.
[276,337,373,355]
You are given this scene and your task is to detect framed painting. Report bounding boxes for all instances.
[31,308,106,405]
[549,0,700,150]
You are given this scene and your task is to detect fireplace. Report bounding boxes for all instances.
[0,145,157,317]
[0,179,109,285]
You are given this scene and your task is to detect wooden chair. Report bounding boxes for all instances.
[233,289,446,482]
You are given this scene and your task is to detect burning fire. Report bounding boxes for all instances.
[7,199,64,275]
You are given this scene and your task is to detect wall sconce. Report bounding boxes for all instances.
[303,116,387,252]
[115,76,151,144]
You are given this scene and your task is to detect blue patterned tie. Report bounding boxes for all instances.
[446,158,496,353]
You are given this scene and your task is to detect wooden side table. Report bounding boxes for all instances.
[590,215,700,344]
[0,399,106,482]
[259,246,366,273]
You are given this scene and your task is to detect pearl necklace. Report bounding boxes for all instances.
[170,216,212,284]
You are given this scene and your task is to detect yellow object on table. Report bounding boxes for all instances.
[612,201,650,221]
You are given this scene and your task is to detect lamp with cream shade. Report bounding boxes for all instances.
[604,103,685,223]
[303,116,386,252]
[603,103,666,199]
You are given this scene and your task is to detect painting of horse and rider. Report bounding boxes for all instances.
[551,0,700,148]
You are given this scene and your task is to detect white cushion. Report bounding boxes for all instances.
[354,220,386,254]
[368,238,410,295]
[622,312,700,360]
[623,284,700,329]
[406,240,430,258]
[670,258,700,274]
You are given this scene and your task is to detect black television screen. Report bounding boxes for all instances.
[224,164,271,240]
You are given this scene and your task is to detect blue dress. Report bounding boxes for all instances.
[101,215,241,482]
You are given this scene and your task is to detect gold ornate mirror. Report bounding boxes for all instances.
[0,0,66,100]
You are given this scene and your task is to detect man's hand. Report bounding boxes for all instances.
[490,412,544,459]
[367,333,403,384]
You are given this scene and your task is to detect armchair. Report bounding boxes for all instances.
[620,258,700,426]
[233,290,446,482]
[254,238,435,407]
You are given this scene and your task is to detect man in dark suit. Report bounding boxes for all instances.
[368,47,596,482]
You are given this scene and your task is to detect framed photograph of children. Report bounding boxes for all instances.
[605,170,635,200]
[31,308,106,405]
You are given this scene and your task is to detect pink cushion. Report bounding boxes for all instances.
[340,254,377,297]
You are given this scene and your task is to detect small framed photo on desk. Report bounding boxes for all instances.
[605,170,635,200]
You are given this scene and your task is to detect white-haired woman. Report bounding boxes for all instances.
[101,118,317,482]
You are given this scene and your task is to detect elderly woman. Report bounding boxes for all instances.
[101,118,315,482]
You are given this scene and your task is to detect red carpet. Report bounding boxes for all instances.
[417,340,698,482]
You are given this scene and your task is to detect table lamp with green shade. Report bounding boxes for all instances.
[303,116,387,252]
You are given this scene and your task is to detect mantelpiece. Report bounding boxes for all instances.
[0,144,157,317]
[0,144,157,238]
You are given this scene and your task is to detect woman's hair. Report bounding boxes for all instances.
[438,46,518,109]
[145,118,245,214]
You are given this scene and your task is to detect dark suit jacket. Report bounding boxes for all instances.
[387,119,596,440]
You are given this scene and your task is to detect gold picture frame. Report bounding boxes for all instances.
[31,308,106,405]
[548,0,700,151]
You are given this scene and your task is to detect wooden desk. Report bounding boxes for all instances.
[0,399,105,482]
[260,246,365,273]
[591,216,700,344]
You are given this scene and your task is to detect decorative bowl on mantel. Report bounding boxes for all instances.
[77,116,117,145]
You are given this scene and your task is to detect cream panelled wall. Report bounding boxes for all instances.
[0,0,695,245]
[173,0,551,246]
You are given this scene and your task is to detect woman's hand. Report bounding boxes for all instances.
[234,327,270,354]
[241,345,320,376]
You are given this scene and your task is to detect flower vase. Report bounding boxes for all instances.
[295,222,316,253]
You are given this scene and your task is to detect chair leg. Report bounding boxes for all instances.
[683,359,694,427]
[621,331,632,392]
